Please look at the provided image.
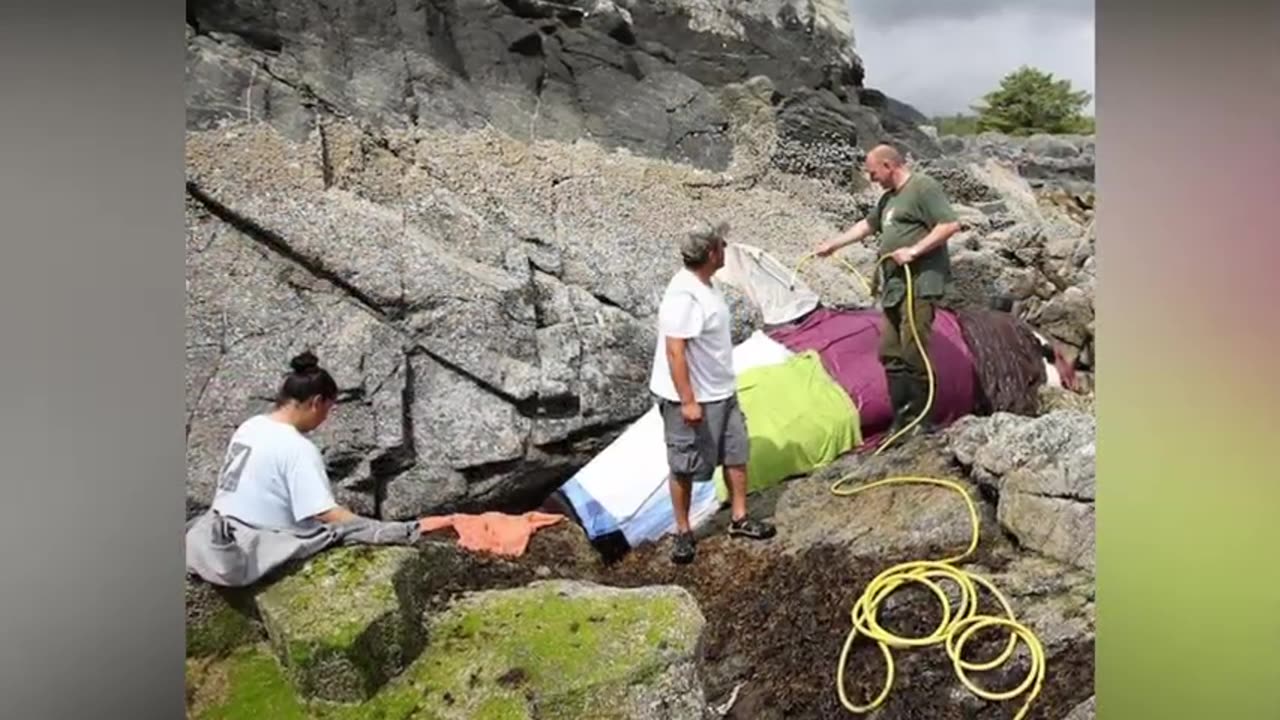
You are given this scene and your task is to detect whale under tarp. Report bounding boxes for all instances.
[550,243,1056,550]
[763,305,978,445]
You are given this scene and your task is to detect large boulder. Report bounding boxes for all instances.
[947,411,1096,571]
[373,580,708,719]
[254,546,430,702]
[770,435,1002,560]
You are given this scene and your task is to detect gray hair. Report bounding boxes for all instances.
[681,220,730,268]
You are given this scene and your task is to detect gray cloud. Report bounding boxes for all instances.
[851,0,1093,28]
[849,3,1095,117]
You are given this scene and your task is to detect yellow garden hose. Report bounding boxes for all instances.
[791,249,1047,719]
[829,474,1046,719]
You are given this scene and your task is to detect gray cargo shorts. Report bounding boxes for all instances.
[657,394,750,483]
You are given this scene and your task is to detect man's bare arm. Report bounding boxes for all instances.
[817,219,874,256]
[665,336,697,407]
[910,220,961,256]
[313,506,360,524]
[893,220,962,264]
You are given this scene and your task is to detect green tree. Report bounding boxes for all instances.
[972,66,1093,135]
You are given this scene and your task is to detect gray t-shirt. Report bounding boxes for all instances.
[210,414,337,531]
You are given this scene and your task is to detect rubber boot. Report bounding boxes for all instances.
[901,375,936,437]
[885,373,934,439]
[885,372,914,437]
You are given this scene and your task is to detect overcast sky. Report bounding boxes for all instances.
[848,0,1095,118]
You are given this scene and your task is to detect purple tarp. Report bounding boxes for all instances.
[764,307,977,446]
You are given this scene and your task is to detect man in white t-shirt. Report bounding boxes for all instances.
[649,221,776,564]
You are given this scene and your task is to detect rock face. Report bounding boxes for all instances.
[184,124,1097,520]
[184,0,924,519]
[184,0,1096,522]
[185,0,898,172]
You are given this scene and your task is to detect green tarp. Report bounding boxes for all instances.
[713,350,862,502]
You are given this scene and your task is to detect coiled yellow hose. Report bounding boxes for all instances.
[792,249,1047,719]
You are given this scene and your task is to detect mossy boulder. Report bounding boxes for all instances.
[346,579,708,720]
[188,579,709,720]
[255,545,429,703]
[186,575,261,658]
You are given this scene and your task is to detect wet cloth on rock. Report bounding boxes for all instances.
[418,511,565,557]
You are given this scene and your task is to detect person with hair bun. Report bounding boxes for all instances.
[186,351,427,587]
[207,351,355,530]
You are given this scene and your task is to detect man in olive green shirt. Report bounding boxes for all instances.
[815,144,961,437]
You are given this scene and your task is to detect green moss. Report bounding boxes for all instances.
[188,602,257,658]
[190,581,702,720]
[472,696,530,720]
[315,581,701,720]
[192,645,308,720]
[259,546,407,643]
[254,546,428,703]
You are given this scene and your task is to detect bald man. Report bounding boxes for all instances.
[815,144,961,437]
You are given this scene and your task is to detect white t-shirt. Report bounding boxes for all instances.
[648,268,737,403]
[210,414,338,531]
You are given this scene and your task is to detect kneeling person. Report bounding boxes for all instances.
[649,221,776,565]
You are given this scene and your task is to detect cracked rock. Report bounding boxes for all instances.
[946,411,1096,571]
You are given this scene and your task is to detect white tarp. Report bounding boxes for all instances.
[715,242,820,326]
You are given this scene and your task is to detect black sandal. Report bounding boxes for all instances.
[671,531,696,564]
[727,516,776,540]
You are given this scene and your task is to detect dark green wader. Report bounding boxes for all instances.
[879,293,938,437]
